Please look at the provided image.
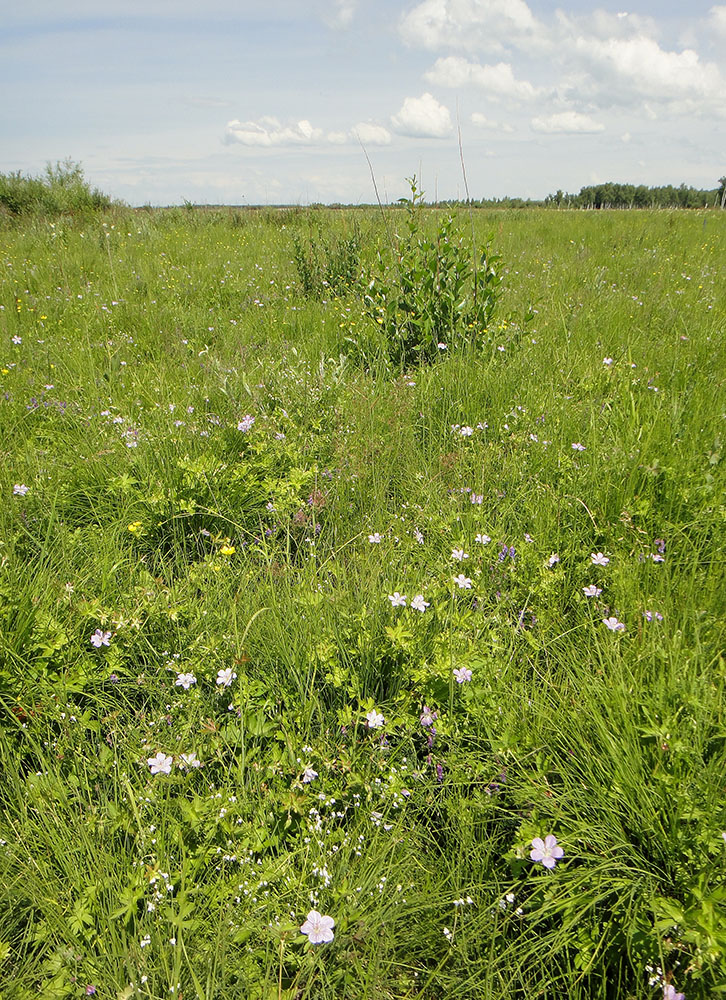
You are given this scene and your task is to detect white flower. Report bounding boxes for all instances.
[414,529,424,544]
[13,483,29,496]
[410,594,430,613]
[591,552,610,566]
[603,357,614,366]
[453,574,472,589]
[216,667,237,688]
[459,426,474,437]
[302,766,318,784]
[582,584,602,597]
[451,548,468,561]
[603,616,625,632]
[237,415,255,432]
[475,533,491,545]
[175,672,197,690]
[368,532,383,543]
[179,753,201,769]
[453,667,472,683]
[548,553,560,567]
[388,592,407,607]
[571,442,585,452]
[365,709,385,729]
[300,910,335,945]
[147,752,173,775]
[90,629,112,647]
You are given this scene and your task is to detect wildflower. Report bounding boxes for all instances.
[453,666,472,683]
[13,483,29,496]
[388,592,407,607]
[365,709,385,729]
[643,610,663,622]
[530,834,564,869]
[368,532,383,543]
[300,910,335,944]
[663,986,685,1000]
[219,544,235,556]
[237,415,255,432]
[654,538,666,554]
[140,934,151,948]
[451,548,469,561]
[179,752,201,769]
[410,594,430,612]
[475,533,491,544]
[603,357,614,366]
[413,529,424,544]
[175,672,197,690]
[11,335,21,345]
[591,552,610,566]
[603,616,625,632]
[90,629,112,648]
[453,574,472,589]
[216,667,237,688]
[571,442,585,451]
[437,342,447,350]
[443,926,453,941]
[420,706,437,727]
[651,553,665,562]
[302,766,318,784]
[582,584,602,597]
[147,752,173,776]
[548,553,560,567]
[85,988,97,996]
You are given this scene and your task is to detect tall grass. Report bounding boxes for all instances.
[0,204,724,999]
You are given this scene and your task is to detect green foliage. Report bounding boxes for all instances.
[0,159,112,219]
[291,223,361,299]
[362,177,502,367]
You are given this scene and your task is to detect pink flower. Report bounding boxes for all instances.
[453,667,472,683]
[530,834,564,869]
[591,552,610,566]
[90,629,112,647]
[663,986,685,1000]
[300,910,335,944]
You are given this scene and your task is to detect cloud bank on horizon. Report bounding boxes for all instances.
[2,0,725,204]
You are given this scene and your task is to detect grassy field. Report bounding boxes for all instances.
[1,204,724,1000]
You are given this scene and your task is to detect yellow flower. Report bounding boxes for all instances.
[127,521,143,535]
[219,544,235,556]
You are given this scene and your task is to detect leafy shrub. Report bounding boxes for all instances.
[0,159,112,219]
[362,177,502,368]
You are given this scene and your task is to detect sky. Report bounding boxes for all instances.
[2,0,725,205]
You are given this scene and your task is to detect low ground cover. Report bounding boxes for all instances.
[0,205,724,999]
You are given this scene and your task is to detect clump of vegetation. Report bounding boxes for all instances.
[291,223,361,299]
[361,177,502,368]
[0,159,112,219]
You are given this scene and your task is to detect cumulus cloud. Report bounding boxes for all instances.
[352,122,392,145]
[224,117,325,146]
[530,111,605,134]
[426,56,541,100]
[400,0,542,53]
[574,34,725,107]
[390,93,453,138]
[471,112,514,132]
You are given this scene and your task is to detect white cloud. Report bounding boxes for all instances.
[574,35,725,107]
[400,0,541,53]
[352,122,392,145]
[323,0,356,28]
[224,117,325,147]
[709,6,726,36]
[471,112,514,132]
[426,56,541,101]
[531,111,605,134]
[327,131,349,144]
[390,93,453,138]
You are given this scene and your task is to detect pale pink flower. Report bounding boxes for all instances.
[530,834,564,869]
[388,592,407,607]
[147,752,173,776]
[603,616,625,632]
[365,709,385,729]
[453,667,472,683]
[591,552,610,566]
[410,594,430,612]
[453,574,472,589]
[582,584,602,597]
[300,910,335,944]
[90,629,112,647]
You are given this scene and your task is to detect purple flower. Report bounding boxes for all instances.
[643,610,663,622]
[237,414,255,432]
[436,763,444,782]
[663,986,685,1000]
[530,834,564,869]
[654,538,666,554]
[90,629,112,647]
[603,616,625,632]
[420,706,437,728]
[453,666,472,683]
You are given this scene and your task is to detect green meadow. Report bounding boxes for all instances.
[1,203,724,999]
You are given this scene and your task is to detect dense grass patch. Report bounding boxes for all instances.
[0,205,724,999]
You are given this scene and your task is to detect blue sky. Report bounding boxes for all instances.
[2,0,725,205]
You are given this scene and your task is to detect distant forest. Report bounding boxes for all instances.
[455,177,726,210]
